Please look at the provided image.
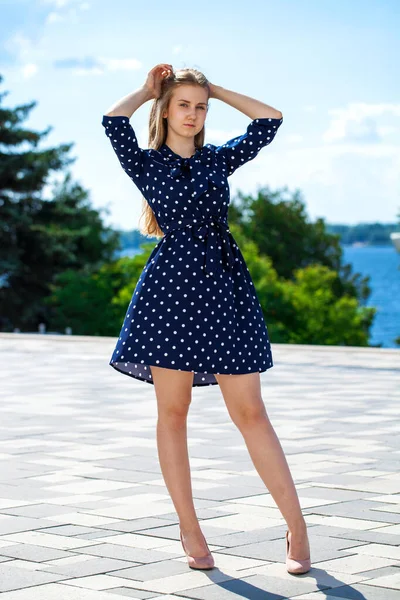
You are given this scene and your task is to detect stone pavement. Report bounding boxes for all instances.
[0,332,399,600]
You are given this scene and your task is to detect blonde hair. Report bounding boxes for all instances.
[138,67,210,238]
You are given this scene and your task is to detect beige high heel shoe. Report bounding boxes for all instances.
[286,530,311,574]
[179,529,215,570]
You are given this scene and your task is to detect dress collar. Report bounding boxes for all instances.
[160,143,202,161]
[156,143,226,201]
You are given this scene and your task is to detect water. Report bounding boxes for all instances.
[342,245,400,348]
[118,245,400,349]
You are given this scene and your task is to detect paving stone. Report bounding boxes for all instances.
[0,516,64,536]
[298,582,400,599]
[314,553,399,574]
[103,589,163,599]
[0,531,101,550]
[0,564,66,593]
[136,522,236,541]
[39,524,113,536]
[72,542,175,563]
[95,517,177,532]
[41,556,137,577]
[0,334,399,598]
[60,574,155,591]
[357,565,400,579]
[172,573,322,598]
[362,570,400,589]
[301,524,400,545]
[0,504,75,519]
[0,544,73,562]
[105,558,194,581]
[0,583,135,599]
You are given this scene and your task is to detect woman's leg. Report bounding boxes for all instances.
[150,365,210,557]
[214,371,310,560]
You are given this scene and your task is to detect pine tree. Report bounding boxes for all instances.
[0,73,120,332]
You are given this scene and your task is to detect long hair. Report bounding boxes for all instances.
[138,67,210,238]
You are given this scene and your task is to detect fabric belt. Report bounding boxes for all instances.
[163,216,236,278]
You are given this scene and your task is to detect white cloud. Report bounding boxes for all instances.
[40,0,73,6]
[42,0,90,25]
[3,32,39,62]
[324,102,400,143]
[227,104,400,223]
[285,134,303,144]
[21,63,39,79]
[52,56,142,76]
[46,12,63,24]
[102,58,142,72]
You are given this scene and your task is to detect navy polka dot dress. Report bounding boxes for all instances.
[102,113,283,386]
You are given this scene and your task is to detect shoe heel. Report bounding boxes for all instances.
[180,529,215,570]
[285,530,311,574]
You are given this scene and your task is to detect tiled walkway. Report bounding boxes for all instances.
[0,333,399,599]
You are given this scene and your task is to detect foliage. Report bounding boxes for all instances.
[230,224,375,346]
[326,222,398,245]
[117,228,158,250]
[45,243,155,336]
[228,185,372,303]
[0,74,120,331]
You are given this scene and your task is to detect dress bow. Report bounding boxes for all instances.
[166,147,226,201]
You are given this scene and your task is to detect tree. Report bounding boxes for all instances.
[45,242,155,336]
[228,185,371,303]
[0,74,120,331]
[230,224,375,346]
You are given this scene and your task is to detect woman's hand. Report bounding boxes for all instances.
[207,82,218,99]
[144,63,173,99]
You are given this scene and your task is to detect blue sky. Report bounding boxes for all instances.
[1,0,399,232]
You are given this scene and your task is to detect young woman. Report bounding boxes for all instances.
[102,63,311,574]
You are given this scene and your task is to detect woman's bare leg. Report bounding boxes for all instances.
[150,365,210,557]
[214,371,310,560]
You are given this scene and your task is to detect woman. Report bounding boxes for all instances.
[102,63,311,574]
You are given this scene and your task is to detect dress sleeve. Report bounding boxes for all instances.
[215,116,283,177]
[101,115,147,189]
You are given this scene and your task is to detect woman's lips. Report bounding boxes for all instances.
[184,124,195,127]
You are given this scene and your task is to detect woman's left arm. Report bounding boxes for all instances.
[209,83,282,120]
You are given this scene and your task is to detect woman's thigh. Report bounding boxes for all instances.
[150,365,194,416]
[214,372,269,425]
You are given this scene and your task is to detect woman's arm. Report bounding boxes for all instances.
[104,64,173,118]
[210,84,282,120]
[104,85,153,118]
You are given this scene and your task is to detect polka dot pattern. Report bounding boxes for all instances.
[101,113,283,386]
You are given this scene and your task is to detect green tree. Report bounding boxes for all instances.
[228,185,371,303]
[45,243,155,335]
[230,224,375,346]
[0,74,120,332]
[46,224,375,345]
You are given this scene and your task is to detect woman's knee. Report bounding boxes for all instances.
[214,372,268,428]
[231,401,268,429]
[151,365,193,422]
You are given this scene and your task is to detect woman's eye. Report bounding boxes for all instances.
[179,103,205,110]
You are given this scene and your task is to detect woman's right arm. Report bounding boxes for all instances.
[101,64,173,191]
[104,63,173,118]
[104,85,153,118]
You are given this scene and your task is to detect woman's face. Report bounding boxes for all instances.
[163,84,209,139]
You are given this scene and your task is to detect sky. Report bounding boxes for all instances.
[0,0,399,232]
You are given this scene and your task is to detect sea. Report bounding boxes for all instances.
[120,244,400,349]
[342,244,399,349]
